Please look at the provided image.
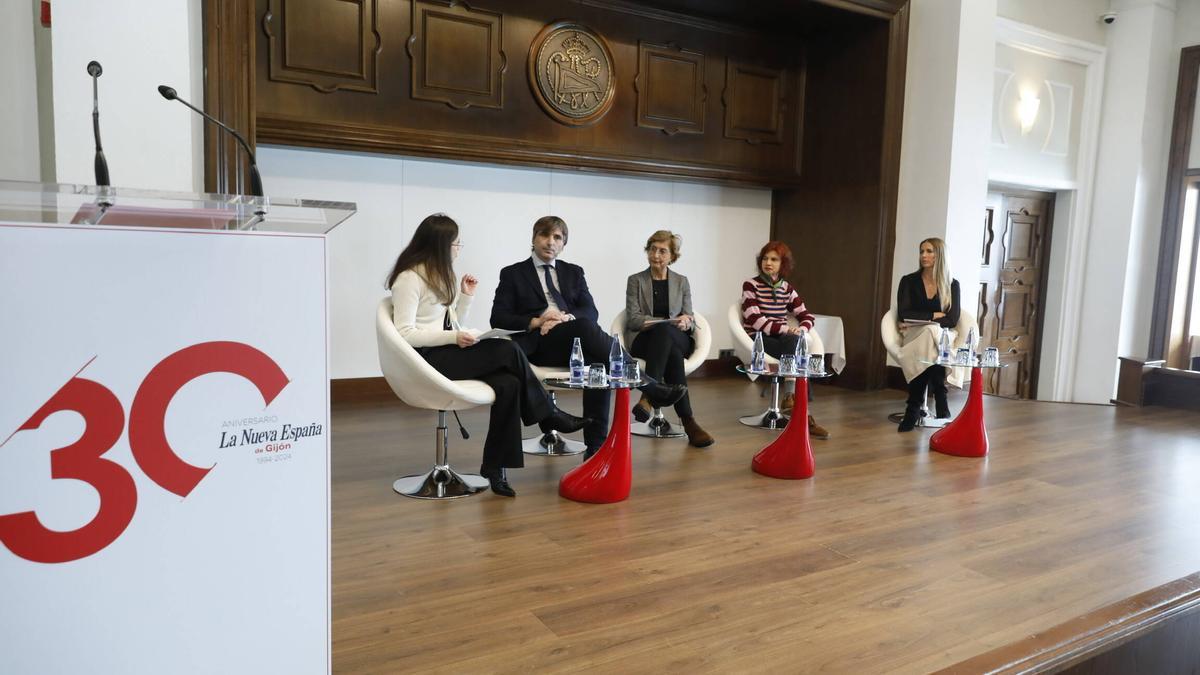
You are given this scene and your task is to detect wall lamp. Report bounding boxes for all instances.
[1018,89,1041,135]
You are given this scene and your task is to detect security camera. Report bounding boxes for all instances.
[1099,12,1117,24]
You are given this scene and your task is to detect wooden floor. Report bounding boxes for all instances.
[330,377,1200,673]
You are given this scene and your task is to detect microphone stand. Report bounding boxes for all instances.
[87,61,114,224]
[157,85,266,217]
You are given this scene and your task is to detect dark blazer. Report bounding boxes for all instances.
[491,258,600,352]
[897,271,960,329]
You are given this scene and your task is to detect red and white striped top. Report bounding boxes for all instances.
[741,276,814,336]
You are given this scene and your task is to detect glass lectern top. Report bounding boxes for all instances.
[0,180,355,235]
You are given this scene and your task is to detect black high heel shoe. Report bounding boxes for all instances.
[539,408,591,435]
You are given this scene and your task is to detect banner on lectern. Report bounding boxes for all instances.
[0,222,330,674]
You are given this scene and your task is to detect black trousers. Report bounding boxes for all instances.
[761,333,813,401]
[630,322,694,417]
[523,318,614,448]
[420,340,552,472]
[906,364,948,409]
[761,333,800,360]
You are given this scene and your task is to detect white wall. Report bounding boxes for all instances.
[1,0,42,182]
[257,147,773,379]
[991,43,1087,185]
[33,0,55,182]
[997,0,1111,46]
[50,0,203,192]
[1070,0,1176,402]
[894,0,996,311]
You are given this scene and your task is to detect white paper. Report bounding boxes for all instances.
[468,327,522,340]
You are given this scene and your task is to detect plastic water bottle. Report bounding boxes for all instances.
[569,337,585,384]
[751,331,766,373]
[939,328,952,363]
[795,330,809,371]
[608,333,625,383]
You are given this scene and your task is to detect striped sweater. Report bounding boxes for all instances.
[741,275,814,336]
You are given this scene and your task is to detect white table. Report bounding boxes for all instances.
[812,314,847,374]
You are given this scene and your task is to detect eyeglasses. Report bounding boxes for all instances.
[451,241,464,249]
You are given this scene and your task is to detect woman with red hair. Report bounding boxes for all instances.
[740,241,830,439]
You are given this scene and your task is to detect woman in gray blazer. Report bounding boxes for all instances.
[626,230,714,447]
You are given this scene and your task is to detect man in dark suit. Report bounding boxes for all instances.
[491,216,684,457]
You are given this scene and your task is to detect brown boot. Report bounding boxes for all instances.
[808,415,830,440]
[632,396,653,423]
[780,393,796,411]
[681,416,715,448]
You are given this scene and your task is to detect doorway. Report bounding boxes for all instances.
[979,188,1055,399]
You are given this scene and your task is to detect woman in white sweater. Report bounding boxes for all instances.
[387,214,588,496]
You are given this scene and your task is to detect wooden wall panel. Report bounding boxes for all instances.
[771,12,899,390]
[408,0,504,109]
[203,0,258,196]
[252,0,812,186]
[264,0,381,93]
[723,60,785,145]
[635,42,706,135]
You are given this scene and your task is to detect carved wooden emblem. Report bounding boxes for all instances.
[528,22,615,126]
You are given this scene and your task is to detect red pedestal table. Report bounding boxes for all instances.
[929,365,989,457]
[555,382,635,504]
[751,377,817,479]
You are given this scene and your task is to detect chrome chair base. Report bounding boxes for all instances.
[631,409,685,438]
[628,417,686,439]
[522,390,585,455]
[739,410,790,429]
[522,430,586,456]
[917,413,950,429]
[741,374,789,430]
[393,466,489,499]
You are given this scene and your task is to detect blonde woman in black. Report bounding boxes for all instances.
[895,237,960,432]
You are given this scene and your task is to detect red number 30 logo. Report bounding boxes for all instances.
[0,341,288,564]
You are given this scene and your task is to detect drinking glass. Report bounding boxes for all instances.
[983,347,1000,367]
[955,347,971,366]
[808,354,825,375]
[778,354,797,376]
[624,360,641,386]
[587,364,607,387]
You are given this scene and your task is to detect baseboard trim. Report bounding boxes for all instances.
[688,356,742,379]
[330,377,394,404]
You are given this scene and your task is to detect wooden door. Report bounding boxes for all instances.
[978,191,1054,399]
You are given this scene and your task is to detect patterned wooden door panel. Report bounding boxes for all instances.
[979,192,1051,399]
[996,286,1032,338]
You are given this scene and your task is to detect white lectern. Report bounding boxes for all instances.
[0,180,354,674]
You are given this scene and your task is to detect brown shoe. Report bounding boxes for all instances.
[808,415,830,440]
[632,396,653,423]
[681,416,715,448]
[780,393,796,411]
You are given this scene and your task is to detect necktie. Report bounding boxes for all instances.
[542,264,570,313]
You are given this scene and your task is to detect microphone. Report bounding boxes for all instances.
[88,61,110,187]
[157,84,264,198]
